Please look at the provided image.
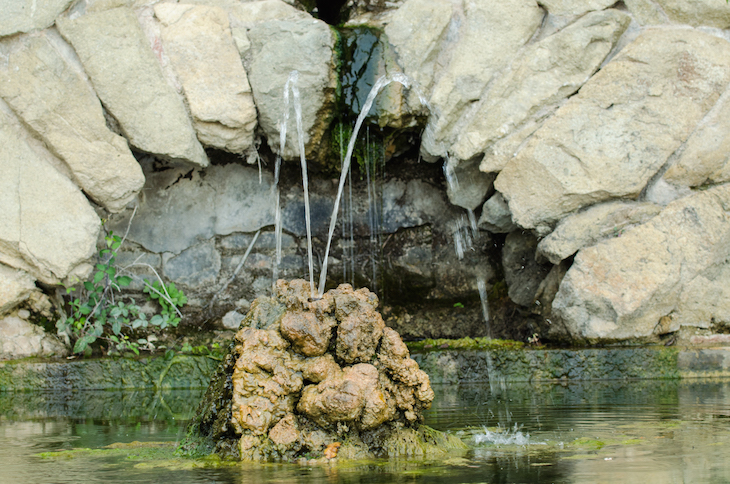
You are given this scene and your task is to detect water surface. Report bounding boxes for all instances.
[1,380,729,483]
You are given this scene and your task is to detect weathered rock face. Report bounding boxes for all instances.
[184,280,441,461]
[245,18,337,160]
[155,3,257,154]
[552,184,730,342]
[0,29,145,213]
[0,100,100,285]
[494,28,730,235]
[56,7,209,167]
[5,0,730,347]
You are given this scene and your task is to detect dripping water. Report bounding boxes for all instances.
[318,73,426,298]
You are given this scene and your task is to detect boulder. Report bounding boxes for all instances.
[0,315,68,360]
[0,0,74,37]
[444,158,495,211]
[56,7,208,167]
[245,18,337,160]
[552,184,730,342]
[478,193,517,233]
[625,0,730,28]
[536,200,662,265]
[0,100,100,284]
[0,29,144,213]
[0,265,35,316]
[537,0,616,16]
[382,0,453,99]
[663,89,730,189]
[451,9,630,163]
[495,28,730,235]
[154,4,257,153]
[419,0,544,159]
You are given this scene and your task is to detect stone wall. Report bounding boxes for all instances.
[3,0,730,352]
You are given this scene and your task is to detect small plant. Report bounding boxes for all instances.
[453,302,465,308]
[58,230,187,356]
[144,281,187,329]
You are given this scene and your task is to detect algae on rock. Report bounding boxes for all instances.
[180,279,465,461]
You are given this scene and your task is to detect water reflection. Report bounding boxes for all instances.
[1,381,729,483]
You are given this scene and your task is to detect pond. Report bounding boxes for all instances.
[1,379,729,483]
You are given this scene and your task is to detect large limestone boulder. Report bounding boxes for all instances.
[662,89,730,189]
[418,0,544,159]
[0,101,100,284]
[56,7,208,167]
[495,28,730,234]
[0,29,144,213]
[382,0,453,96]
[0,315,68,360]
[245,18,337,160]
[451,9,631,165]
[0,265,35,316]
[625,0,730,28]
[0,0,74,37]
[536,201,662,265]
[154,4,257,154]
[552,184,730,342]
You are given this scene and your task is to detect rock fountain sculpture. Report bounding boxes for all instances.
[181,279,464,461]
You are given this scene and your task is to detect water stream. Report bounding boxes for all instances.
[317,72,424,298]
[272,71,316,297]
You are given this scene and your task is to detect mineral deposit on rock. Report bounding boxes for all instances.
[181,280,464,461]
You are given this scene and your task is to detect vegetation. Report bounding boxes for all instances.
[330,120,384,178]
[57,229,187,357]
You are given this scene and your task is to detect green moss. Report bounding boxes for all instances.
[407,337,525,353]
[37,441,178,461]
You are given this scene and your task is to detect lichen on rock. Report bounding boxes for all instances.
[180,279,462,462]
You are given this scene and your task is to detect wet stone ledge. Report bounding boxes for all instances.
[2,345,730,392]
[0,355,219,392]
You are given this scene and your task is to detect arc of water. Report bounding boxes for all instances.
[273,71,316,297]
[317,73,427,298]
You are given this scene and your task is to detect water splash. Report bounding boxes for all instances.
[318,73,426,297]
[273,71,316,297]
[474,424,533,446]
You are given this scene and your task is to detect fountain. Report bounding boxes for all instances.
[179,280,465,461]
[179,73,469,461]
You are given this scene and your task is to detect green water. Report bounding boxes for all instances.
[1,380,729,483]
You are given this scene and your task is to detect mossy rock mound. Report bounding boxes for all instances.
[179,280,463,461]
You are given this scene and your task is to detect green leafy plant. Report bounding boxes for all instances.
[58,230,187,356]
[144,281,187,329]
